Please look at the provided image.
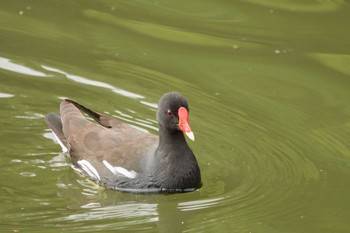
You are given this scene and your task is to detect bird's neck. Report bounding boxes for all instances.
[152,127,201,191]
[157,127,188,150]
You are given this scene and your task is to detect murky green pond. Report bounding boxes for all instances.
[1,1,350,232]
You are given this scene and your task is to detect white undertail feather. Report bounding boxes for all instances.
[51,131,68,153]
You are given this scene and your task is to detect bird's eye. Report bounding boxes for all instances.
[167,110,173,116]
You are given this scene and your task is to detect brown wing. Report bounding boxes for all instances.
[60,100,158,185]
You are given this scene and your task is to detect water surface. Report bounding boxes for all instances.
[1,1,350,232]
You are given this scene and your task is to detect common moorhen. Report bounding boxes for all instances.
[45,92,201,193]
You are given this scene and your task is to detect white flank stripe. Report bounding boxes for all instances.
[102,160,137,179]
[115,167,137,179]
[102,160,117,174]
[77,160,101,181]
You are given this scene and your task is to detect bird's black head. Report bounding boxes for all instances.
[157,92,194,141]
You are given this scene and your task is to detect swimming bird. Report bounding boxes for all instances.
[45,92,201,193]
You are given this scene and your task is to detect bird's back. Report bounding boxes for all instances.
[47,99,158,189]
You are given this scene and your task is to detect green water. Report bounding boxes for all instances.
[1,1,350,232]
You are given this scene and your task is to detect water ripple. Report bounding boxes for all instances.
[82,9,262,49]
[58,203,158,223]
[41,65,144,99]
[0,92,14,98]
[0,57,48,77]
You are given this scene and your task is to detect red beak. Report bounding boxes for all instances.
[178,107,195,141]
